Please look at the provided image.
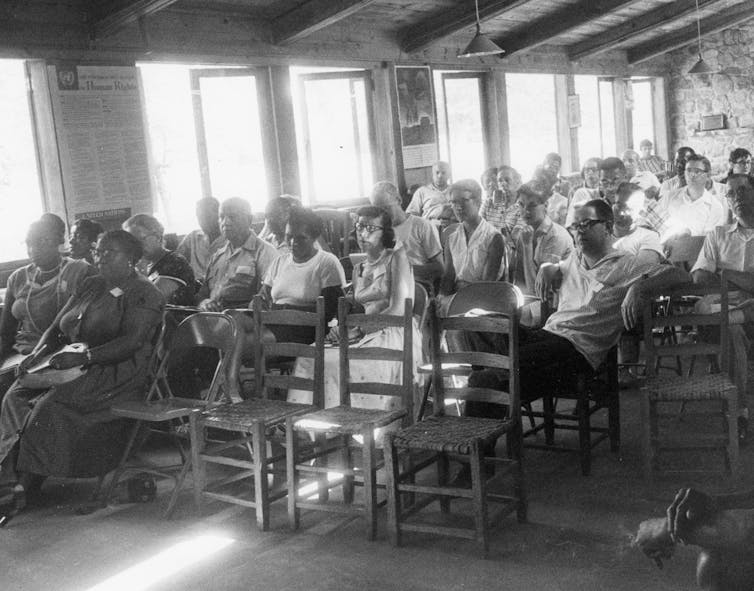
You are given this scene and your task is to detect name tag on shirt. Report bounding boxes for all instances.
[236,265,253,276]
[110,287,124,298]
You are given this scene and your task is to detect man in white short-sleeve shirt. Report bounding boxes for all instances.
[405,161,452,221]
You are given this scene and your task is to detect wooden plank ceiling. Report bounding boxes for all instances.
[92,0,754,63]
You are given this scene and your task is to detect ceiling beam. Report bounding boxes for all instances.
[568,0,723,61]
[628,2,754,64]
[493,0,640,58]
[400,0,532,55]
[273,0,378,45]
[92,0,179,39]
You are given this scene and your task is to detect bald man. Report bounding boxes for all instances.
[406,161,452,221]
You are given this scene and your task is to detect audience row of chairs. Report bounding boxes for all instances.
[103,274,738,554]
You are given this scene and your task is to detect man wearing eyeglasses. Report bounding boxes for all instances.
[598,157,628,205]
[469,199,687,404]
[649,155,728,242]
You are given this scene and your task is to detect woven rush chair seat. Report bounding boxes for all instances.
[643,373,736,402]
[391,415,509,455]
[203,399,314,430]
[293,405,406,434]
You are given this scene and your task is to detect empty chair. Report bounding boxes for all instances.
[286,297,414,540]
[383,299,526,556]
[188,297,326,530]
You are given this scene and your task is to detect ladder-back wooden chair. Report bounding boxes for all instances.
[383,299,526,556]
[640,274,739,478]
[286,297,414,540]
[188,297,326,530]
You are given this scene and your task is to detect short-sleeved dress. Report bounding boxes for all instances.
[0,273,165,478]
[290,249,423,418]
[3,258,93,354]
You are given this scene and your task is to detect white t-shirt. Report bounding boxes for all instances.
[265,250,345,307]
[613,226,663,256]
[393,215,442,267]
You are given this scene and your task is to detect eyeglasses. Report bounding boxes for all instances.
[733,158,752,166]
[569,219,605,233]
[355,223,383,234]
[685,168,708,176]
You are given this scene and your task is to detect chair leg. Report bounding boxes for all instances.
[511,425,527,523]
[437,453,451,513]
[286,418,300,531]
[607,359,620,453]
[726,394,739,478]
[315,433,329,503]
[188,411,206,511]
[543,396,555,445]
[164,455,192,519]
[361,428,377,541]
[102,420,143,506]
[640,394,653,480]
[341,435,354,504]
[469,442,490,558]
[383,434,401,547]
[577,384,591,477]
[251,421,269,531]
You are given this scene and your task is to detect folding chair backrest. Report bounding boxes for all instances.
[448,281,523,316]
[642,274,729,377]
[338,297,414,419]
[162,312,238,404]
[430,298,520,421]
[253,296,326,407]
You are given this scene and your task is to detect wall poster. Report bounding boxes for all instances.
[395,66,439,169]
[47,64,153,223]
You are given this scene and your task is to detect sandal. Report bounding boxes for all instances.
[0,483,26,527]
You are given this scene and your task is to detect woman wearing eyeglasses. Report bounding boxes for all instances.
[291,205,422,414]
[722,148,753,184]
[0,216,94,372]
[0,230,164,524]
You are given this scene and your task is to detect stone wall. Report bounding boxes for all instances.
[667,23,754,176]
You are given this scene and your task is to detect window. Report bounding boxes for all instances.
[0,60,44,261]
[630,78,655,149]
[574,75,617,163]
[434,71,486,182]
[505,74,558,178]
[138,63,203,234]
[291,67,376,206]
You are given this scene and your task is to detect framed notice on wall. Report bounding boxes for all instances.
[47,64,153,223]
[395,66,438,169]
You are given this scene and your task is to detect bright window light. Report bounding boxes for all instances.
[0,59,44,261]
[85,534,234,591]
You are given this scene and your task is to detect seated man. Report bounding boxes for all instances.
[690,173,754,441]
[123,214,196,306]
[406,160,452,222]
[565,157,601,228]
[623,148,661,196]
[258,194,299,254]
[439,179,504,298]
[597,156,628,206]
[370,181,443,289]
[468,199,688,399]
[655,155,728,241]
[659,146,695,199]
[197,197,278,311]
[176,196,225,281]
[635,487,754,590]
[612,182,663,265]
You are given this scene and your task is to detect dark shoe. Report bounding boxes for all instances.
[738,417,748,446]
[0,484,25,527]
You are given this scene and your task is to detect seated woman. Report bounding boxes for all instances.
[291,206,423,413]
[0,217,94,372]
[69,219,103,264]
[123,214,196,306]
[635,487,754,590]
[0,230,165,523]
[232,207,345,361]
[439,179,505,300]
